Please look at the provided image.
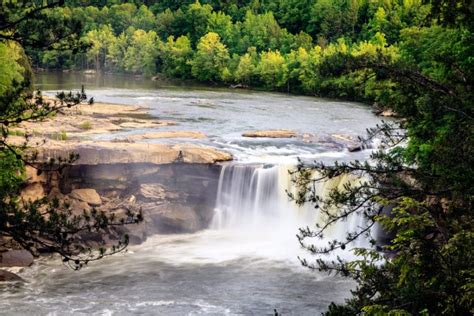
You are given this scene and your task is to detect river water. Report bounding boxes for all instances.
[0,72,383,315]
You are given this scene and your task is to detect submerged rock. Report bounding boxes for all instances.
[0,270,24,282]
[128,131,206,140]
[242,129,297,138]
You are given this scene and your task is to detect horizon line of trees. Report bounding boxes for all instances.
[31,0,432,101]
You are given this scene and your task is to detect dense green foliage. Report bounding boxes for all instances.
[28,0,436,101]
[289,2,473,314]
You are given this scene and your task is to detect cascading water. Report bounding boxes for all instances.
[211,164,294,230]
[210,163,371,261]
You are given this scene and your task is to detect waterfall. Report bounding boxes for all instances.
[211,164,296,230]
[211,163,371,254]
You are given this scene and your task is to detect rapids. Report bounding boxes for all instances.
[0,72,382,315]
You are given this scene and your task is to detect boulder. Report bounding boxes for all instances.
[0,250,34,267]
[70,188,102,206]
[69,199,92,215]
[330,134,363,152]
[379,109,399,117]
[21,183,45,201]
[242,129,297,138]
[0,270,24,282]
[348,144,363,152]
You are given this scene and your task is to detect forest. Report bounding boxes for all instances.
[26,0,432,100]
[1,0,473,315]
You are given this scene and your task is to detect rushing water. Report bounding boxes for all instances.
[0,72,383,315]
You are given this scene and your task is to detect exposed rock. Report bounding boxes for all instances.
[176,144,232,163]
[83,69,96,75]
[15,98,160,139]
[48,187,64,200]
[119,120,176,129]
[0,250,34,267]
[69,199,92,215]
[0,270,24,282]
[35,141,232,165]
[347,144,363,152]
[71,102,148,116]
[21,183,45,201]
[242,129,297,138]
[139,183,166,200]
[330,134,363,152]
[25,166,47,184]
[299,133,344,149]
[331,133,355,143]
[70,188,102,206]
[146,203,201,233]
[379,109,399,118]
[230,83,249,89]
[128,131,206,140]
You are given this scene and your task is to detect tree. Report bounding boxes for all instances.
[85,24,116,71]
[0,1,142,269]
[191,32,229,82]
[183,1,213,44]
[207,11,235,48]
[257,50,288,89]
[108,3,137,34]
[0,42,24,95]
[159,35,193,78]
[308,0,361,41]
[290,15,474,315]
[132,4,156,31]
[123,29,160,76]
[265,0,313,34]
[238,11,283,53]
[234,49,257,85]
[108,31,130,72]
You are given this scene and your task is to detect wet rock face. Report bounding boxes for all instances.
[59,163,222,241]
[17,162,222,248]
[242,129,297,138]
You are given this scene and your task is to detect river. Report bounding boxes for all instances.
[0,72,383,315]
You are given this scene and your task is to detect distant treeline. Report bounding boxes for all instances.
[30,0,429,99]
